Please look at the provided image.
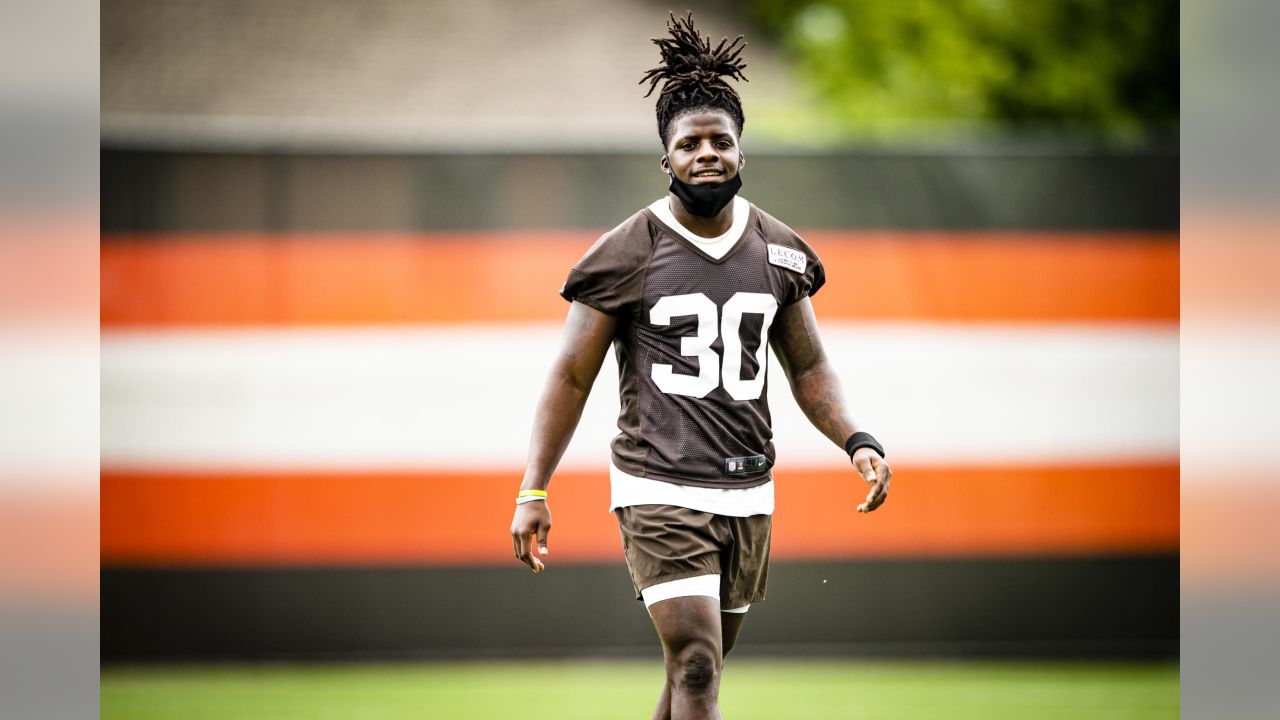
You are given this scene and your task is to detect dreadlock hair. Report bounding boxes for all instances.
[640,12,749,148]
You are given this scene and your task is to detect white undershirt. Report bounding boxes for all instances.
[610,461,775,517]
[647,195,750,259]
[610,194,773,518]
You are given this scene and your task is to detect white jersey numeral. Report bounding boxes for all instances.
[649,291,779,401]
[721,292,779,401]
[650,294,720,398]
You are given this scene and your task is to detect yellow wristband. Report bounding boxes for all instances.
[517,489,548,498]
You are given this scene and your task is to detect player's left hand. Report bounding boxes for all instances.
[851,448,891,513]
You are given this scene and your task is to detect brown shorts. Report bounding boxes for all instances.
[614,504,772,610]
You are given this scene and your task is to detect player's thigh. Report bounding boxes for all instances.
[648,594,724,658]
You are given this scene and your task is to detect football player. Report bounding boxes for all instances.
[510,13,891,720]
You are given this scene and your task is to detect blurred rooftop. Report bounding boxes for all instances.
[101,0,809,152]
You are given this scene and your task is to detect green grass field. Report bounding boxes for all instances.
[102,659,1178,719]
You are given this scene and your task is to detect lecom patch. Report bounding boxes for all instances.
[767,244,807,273]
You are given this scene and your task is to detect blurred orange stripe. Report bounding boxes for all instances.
[101,463,1177,567]
[1,493,98,602]
[1182,482,1280,588]
[101,232,1177,325]
[773,463,1177,560]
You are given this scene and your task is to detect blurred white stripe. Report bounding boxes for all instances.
[1,329,98,489]
[101,323,1177,471]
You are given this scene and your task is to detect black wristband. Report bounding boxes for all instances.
[844,431,885,459]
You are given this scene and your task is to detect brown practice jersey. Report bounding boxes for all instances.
[561,201,825,489]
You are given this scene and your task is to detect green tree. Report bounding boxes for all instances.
[749,0,1177,142]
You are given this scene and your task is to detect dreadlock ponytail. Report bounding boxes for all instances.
[641,12,749,147]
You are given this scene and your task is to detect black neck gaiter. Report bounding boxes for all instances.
[667,170,743,219]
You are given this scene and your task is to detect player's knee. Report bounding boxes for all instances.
[668,642,719,693]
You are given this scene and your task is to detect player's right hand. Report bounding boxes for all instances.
[510,501,552,573]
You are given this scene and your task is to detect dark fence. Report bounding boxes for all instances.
[102,148,1177,233]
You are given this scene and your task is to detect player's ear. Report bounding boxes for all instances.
[739,152,745,169]
[660,154,670,175]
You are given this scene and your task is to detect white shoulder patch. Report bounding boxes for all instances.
[767,244,807,274]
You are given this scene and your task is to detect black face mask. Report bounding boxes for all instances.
[666,162,743,218]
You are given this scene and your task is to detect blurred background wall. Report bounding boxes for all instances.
[100,0,1178,661]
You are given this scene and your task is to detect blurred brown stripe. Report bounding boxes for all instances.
[101,463,1177,567]
[100,231,1178,325]
[102,557,1179,661]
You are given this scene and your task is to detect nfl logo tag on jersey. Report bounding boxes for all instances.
[767,244,807,274]
[724,454,768,476]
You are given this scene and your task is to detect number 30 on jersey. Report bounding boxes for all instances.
[649,292,778,401]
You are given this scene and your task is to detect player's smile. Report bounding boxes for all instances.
[662,110,743,185]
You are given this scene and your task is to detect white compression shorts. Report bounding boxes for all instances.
[640,574,751,613]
